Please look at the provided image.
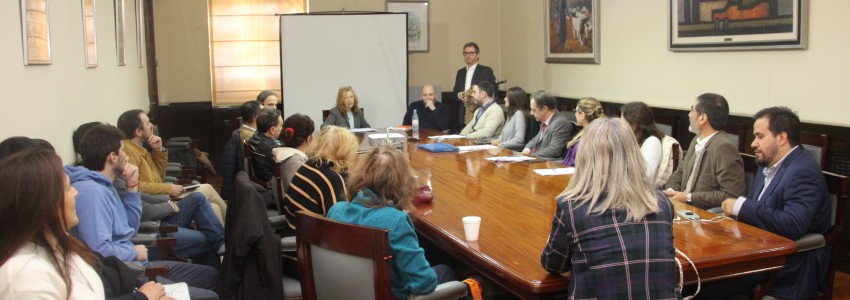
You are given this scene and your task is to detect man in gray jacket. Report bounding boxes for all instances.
[522,90,573,160]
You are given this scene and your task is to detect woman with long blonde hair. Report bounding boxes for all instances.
[561,97,605,166]
[322,86,372,129]
[541,118,678,299]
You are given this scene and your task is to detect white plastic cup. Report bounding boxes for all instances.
[462,216,482,241]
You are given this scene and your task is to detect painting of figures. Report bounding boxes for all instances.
[669,0,807,51]
[545,0,599,63]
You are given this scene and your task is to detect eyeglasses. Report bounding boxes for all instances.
[462,51,478,56]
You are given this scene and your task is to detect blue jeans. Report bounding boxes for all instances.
[161,192,225,268]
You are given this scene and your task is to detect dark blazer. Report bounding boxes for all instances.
[665,131,745,209]
[402,100,450,131]
[452,64,496,101]
[220,129,245,199]
[737,147,831,299]
[322,107,370,129]
[523,112,573,161]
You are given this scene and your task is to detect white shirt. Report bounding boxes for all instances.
[640,135,663,180]
[731,146,801,216]
[695,130,719,154]
[464,63,478,91]
[0,242,104,299]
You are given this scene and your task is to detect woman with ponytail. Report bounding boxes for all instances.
[561,97,606,166]
[273,113,316,196]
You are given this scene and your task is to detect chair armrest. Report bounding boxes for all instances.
[411,281,468,300]
[145,265,170,282]
[269,215,288,229]
[158,224,178,237]
[138,221,160,233]
[706,207,724,214]
[281,236,297,251]
[130,233,158,246]
[164,176,178,183]
[169,137,192,143]
[795,233,825,252]
[282,275,302,299]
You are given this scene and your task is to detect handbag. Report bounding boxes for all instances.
[412,185,433,204]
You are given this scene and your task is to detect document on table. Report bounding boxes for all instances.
[533,167,575,176]
[163,282,191,300]
[367,133,406,139]
[457,145,500,152]
[429,134,466,139]
[485,156,537,162]
[350,128,377,133]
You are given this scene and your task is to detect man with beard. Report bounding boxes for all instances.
[702,107,831,299]
[664,93,745,209]
[69,124,219,299]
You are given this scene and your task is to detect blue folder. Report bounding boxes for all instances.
[417,143,459,153]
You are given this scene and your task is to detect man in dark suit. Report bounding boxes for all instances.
[452,42,495,125]
[703,107,831,299]
[521,90,572,160]
[664,93,745,210]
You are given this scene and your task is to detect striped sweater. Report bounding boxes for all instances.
[282,159,348,237]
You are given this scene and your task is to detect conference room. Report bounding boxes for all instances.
[2,0,849,299]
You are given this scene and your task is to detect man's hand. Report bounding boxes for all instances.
[122,163,140,192]
[664,189,687,203]
[721,198,737,217]
[490,140,501,146]
[521,148,531,155]
[147,135,163,151]
[169,201,180,214]
[138,281,167,300]
[169,184,185,198]
[424,100,436,111]
[134,244,148,261]
[457,92,465,101]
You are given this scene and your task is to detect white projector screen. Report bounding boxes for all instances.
[280,13,408,130]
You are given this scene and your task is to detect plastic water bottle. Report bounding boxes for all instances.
[412,109,420,138]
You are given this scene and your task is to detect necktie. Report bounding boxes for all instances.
[531,123,548,154]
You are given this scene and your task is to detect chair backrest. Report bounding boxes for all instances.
[296,211,394,300]
[740,153,758,196]
[322,110,330,122]
[800,131,829,169]
[656,123,672,137]
[822,171,848,299]
[724,123,747,153]
[524,114,540,145]
[243,142,271,189]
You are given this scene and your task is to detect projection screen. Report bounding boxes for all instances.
[280,13,408,129]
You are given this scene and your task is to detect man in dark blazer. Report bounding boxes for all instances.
[708,107,831,299]
[664,93,745,209]
[521,90,572,160]
[453,42,495,125]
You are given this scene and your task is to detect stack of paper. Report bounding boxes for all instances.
[533,168,576,176]
[429,134,466,139]
[485,156,537,162]
[457,145,500,152]
[350,128,377,133]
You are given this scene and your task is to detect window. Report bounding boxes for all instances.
[209,0,305,105]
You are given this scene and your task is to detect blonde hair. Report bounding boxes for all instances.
[336,86,361,116]
[347,146,417,211]
[558,118,660,222]
[568,97,606,148]
[306,126,360,173]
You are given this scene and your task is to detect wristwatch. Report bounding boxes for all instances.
[686,193,693,205]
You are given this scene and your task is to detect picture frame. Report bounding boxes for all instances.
[20,0,52,65]
[668,0,807,51]
[544,0,599,64]
[386,1,429,53]
[82,0,97,68]
[115,0,125,66]
[135,0,143,67]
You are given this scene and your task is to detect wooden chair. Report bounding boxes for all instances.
[800,131,829,169]
[741,153,758,196]
[820,171,848,299]
[295,211,469,300]
[725,123,748,153]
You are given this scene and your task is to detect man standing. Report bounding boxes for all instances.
[117,109,228,223]
[521,90,573,160]
[459,81,505,139]
[403,85,450,132]
[69,124,218,299]
[453,42,496,125]
[664,93,744,209]
[247,108,283,182]
[708,107,831,299]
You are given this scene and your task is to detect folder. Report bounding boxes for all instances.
[417,143,459,153]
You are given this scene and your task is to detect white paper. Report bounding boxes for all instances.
[367,133,405,139]
[163,282,191,300]
[485,156,536,162]
[533,167,576,176]
[429,134,466,139]
[457,145,500,151]
[350,128,377,133]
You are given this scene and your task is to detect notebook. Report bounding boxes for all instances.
[417,143,460,153]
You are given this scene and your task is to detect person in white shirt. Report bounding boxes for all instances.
[620,102,664,180]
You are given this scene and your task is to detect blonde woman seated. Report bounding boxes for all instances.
[490,87,530,151]
[561,97,605,166]
[327,146,482,300]
[322,86,371,129]
[541,118,679,299]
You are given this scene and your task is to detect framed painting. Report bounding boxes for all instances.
[82,0,97,68]
[545,0,599,64]
[20,0,52,65]
[387,1,429,53]
[669,0,807,51]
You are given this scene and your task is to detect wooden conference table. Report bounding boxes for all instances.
[356,129,796,299]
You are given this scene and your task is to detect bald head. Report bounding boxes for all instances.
[421,85,436,102]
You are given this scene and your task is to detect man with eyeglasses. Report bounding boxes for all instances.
[452,42,495,126]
